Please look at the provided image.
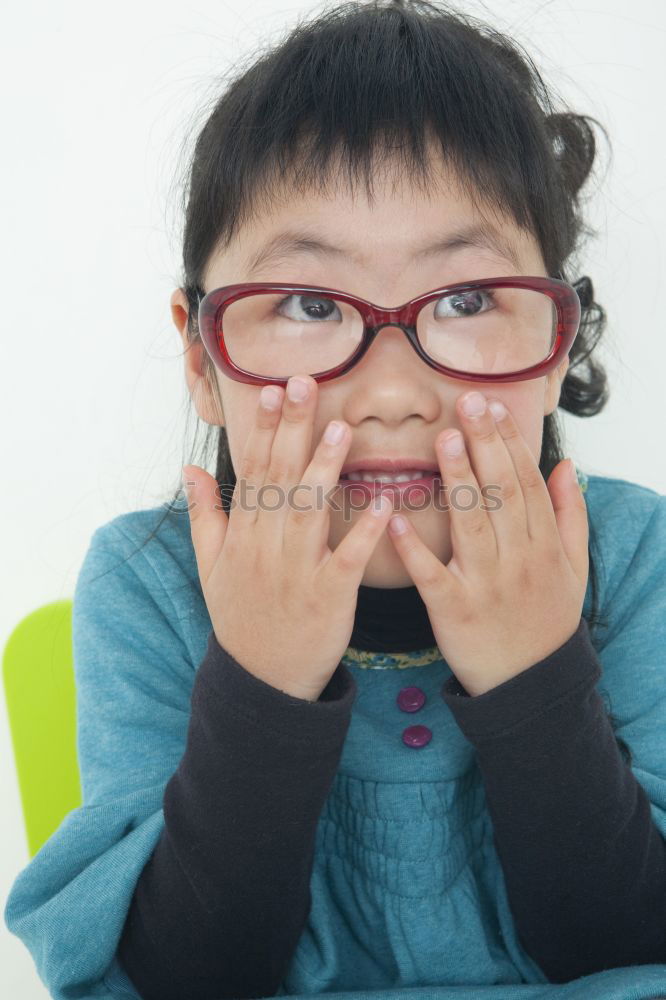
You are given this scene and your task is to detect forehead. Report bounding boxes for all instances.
[205,141,542,284]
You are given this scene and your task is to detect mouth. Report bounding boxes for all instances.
[337,456,441,495]
[337,470,440,495]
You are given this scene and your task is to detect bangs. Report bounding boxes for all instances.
[236,124,527,239]
[186,0,569,274]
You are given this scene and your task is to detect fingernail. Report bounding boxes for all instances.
[261,386,282,410]
[488,400,506,421]
[287,376,310,401]
[441,432,464,457]
[324,421,345,444]
[389,515,408,534]
[461,391,486,417]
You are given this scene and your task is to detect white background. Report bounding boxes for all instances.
[2,1,665,996]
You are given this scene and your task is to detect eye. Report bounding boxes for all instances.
[434,288,497,319]
[275,294,343,322]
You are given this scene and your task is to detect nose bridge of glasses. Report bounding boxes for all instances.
[363,320,422,363]
[364,295,422,332]
[366,314,416,337]
[364,292,412,322]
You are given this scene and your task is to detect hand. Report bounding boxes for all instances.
[386,392,589,696]
[182,375,394,702]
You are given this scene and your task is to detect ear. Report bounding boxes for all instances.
[543,355,569,417]
[171,288,224,426]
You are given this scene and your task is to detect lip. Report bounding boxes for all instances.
[340,457,440,476]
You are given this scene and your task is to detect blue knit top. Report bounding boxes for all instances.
[5,469,666,999]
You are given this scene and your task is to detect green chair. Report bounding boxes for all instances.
[3,600,82,858]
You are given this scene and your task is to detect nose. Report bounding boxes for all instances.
[345,321,432,395]
[368,320,417,348]
[373,320,414,336]
[355,321,423,370]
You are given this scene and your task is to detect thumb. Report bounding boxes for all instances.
[182,464,228,584]
[547,459,589,584]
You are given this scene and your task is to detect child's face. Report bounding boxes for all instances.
[172,156,568,588]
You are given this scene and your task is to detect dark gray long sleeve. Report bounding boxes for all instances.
[441,616,666,982]
[116,629,357,1000]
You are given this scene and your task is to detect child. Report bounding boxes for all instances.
[5,1,666,998]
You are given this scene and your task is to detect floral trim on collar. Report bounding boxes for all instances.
[340,646,442,670]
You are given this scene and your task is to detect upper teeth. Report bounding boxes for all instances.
[342,469,427,483]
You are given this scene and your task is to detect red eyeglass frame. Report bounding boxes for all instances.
[197,276,581,386]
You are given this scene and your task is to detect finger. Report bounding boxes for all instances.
[183,464,228,585]
[386,512,459,609]
[258,374,317,531]
[485,396,560,544]
[546,459,589,583]
[324,490,395,597]
[282,417,351,556]
[435,427,497,574]
[229,383,286,533]
[453,391,528,556]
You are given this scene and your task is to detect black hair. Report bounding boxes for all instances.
[101,0,629,759]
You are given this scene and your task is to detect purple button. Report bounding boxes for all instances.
[397,686,426,713]
[402,725,432,748]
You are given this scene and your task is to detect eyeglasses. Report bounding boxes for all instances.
[197,275,584,386]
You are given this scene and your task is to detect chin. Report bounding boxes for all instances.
[360,563,416,589]
[359,536,417,588]
[330,509,452,587]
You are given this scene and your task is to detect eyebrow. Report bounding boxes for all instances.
[244,222,523,276]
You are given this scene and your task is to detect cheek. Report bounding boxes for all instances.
[221,380,261,460]
[496,391,544,459]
